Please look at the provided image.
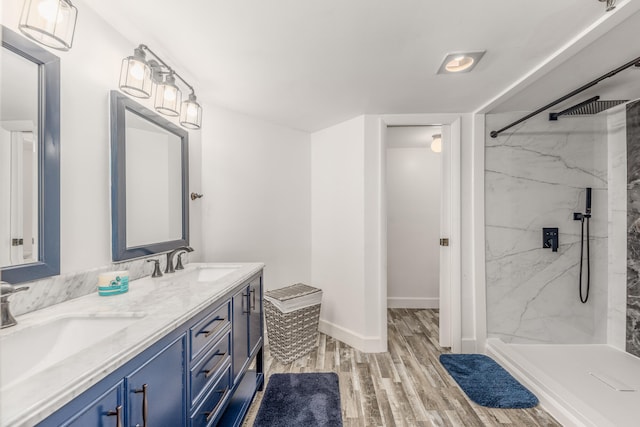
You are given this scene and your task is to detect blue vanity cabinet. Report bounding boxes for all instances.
[126,335,186,427]
[37,269,264,427]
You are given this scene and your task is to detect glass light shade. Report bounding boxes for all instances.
[119,54,152,98]
[180,94,202,129]
[445,56,474,73]
[431,134,442,153]
[155,74,181,117]
[19,0,78,51]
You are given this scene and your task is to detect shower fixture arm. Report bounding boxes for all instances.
[490,55,640,138]
[138,44,196,96]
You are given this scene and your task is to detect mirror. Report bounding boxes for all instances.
[0,26,60,284]
[110,91,189,261]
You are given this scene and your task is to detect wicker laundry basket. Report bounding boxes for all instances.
[264,283,322,363]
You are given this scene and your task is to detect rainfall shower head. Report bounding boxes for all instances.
[549,96,628,120]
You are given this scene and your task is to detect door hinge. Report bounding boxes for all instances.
[12,238,24,246]
[439,238,449,247]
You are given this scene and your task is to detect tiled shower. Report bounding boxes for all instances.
[485,100,640,356]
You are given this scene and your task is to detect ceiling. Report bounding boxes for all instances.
[83,0,616,132]
[489,7,640,114]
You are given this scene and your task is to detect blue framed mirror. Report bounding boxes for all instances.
[0,26,60,284]
[110,91,189,261]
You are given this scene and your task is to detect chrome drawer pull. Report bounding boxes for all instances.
[198,316,226,337]
[203,351,227,378]
[250,289,256,310]
[107,405,123,427]
[133,384,148,427]
[203,388,228,422]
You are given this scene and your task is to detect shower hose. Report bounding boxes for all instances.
[579,215,590,303]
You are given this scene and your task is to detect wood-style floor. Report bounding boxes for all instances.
[243,308,560,426]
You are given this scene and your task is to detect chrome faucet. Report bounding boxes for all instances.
[165,246,194,274]
[1,282,29,329]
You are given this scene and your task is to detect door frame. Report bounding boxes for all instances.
[379,114,462,353]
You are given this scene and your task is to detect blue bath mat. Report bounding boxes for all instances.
[254,372,343,427]
[439,354,538,408]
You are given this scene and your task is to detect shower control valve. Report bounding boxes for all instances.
[542,228,559,252]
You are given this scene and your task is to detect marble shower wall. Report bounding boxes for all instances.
[485,113,609,344]
[626,100,640,357]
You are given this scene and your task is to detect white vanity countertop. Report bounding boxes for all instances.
[0,262,264,427]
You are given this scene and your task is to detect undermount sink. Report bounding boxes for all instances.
[164,266,240,283]
[0,312,146,389]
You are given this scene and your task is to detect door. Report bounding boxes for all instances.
[59,381,124,427]
[232,286,249,382]
[439,125,451,348]
[248,276,262,357]
[126,335,186,427]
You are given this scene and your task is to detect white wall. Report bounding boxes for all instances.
[386,137,440,308]
[200,105,311,291]
[311,116,371,349]
[1,0,203,276]
[607,105,628,350]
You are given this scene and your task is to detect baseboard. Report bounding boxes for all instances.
[318,319,387,353]
[387,297,439,309]
[460,338,477,353]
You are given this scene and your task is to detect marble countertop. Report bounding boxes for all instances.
[0,262,264,427]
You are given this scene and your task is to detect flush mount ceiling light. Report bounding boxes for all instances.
[18,0,78,51]
[431,134,442,153]
[118,44,202,129]
[437,51,486,74]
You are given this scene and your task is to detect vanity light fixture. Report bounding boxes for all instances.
[18,0,78,51]
[437,51,485,74]
[180,94,202,130]
[119,47,152,98]
[431,134,442,153]
[118,44,203,129]
[155,72,181,117]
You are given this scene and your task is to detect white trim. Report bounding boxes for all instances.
[472,114,487,352]
[379,113,462,353]
[387,297,439,309]
[449,118,462,354]
[318,319,386,353]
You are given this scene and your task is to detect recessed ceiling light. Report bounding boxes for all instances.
[437,51,486,74]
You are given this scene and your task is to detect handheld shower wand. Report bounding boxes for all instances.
[575,188,592,303]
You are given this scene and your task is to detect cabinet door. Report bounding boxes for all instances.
[248,276,263,357]
[59,381,124,427]
[126,335,186,427]
[232,286,249,382]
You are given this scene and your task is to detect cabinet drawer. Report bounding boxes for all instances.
[190,300,230,360]
[191,331,231,406]
[190,364,231,427]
